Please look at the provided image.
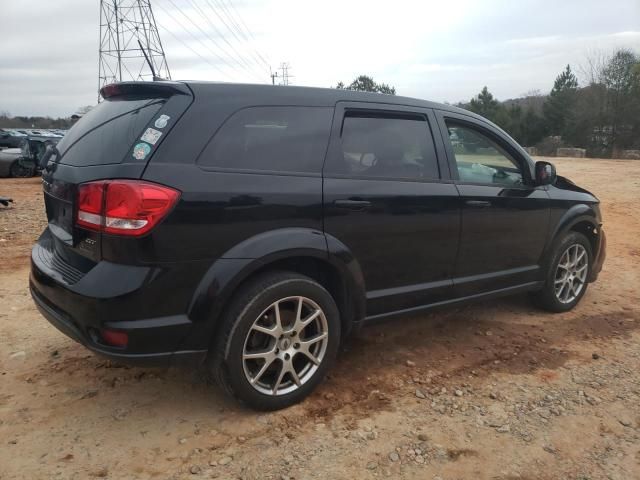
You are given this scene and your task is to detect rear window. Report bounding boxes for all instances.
[57,98,163,166]
[199,106,333,174]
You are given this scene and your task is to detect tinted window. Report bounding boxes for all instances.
[57,98,164,166]
[445,122,523,186]
[199,106,333,174]
[331,112,439,180]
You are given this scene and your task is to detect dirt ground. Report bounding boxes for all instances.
[0,158,639,480]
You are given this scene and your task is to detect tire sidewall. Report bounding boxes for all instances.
[543,232,593,312]
[221,276,340,410]
[10,160,33,178]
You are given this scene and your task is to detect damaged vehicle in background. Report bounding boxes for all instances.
[0,136,59,178]
[0,129,28,148]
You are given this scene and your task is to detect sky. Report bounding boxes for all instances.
[1,0,638,118]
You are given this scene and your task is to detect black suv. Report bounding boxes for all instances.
[31,82,606,410]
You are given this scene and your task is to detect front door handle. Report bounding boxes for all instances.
[334,199,372,210]
[465,200,492,208]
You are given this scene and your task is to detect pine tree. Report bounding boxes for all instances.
[543,65,578,138]
[468,86,500,120]
[335,75,396,95]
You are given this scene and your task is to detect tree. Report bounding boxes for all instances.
[467,86,500,120]
[520,108,547,146]
[458,50,639,157]
[601,49,640,150]
[462,86,546,147]
[577,49,640,155]
[75,105,94,116]
[335,75,396,95]
[543,65,578,139]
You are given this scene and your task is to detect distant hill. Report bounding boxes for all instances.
[457,93,548,115]
[501,94,547,115]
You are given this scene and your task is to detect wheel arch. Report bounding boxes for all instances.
[184,228,366,351]
[542,204,600,267]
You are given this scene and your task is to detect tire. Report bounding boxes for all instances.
[10,160,34,178]
[531,232,592,312]
[208,271,341,410]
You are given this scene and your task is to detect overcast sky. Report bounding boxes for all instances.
[1,0,638,117]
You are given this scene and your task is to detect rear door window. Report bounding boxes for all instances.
[198,106,333,174]
[57,98,164,166]
[326,111,440,180]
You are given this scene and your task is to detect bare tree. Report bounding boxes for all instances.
[75,105,95,117]
[579,49,608,85]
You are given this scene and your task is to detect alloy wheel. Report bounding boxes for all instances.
[554,243,588,304]
[242,296,329,396]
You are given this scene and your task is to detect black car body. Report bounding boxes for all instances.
[30,82,606,409]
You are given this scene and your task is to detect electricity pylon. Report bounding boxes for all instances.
[98,0,170,97]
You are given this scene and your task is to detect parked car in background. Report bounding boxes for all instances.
[0,147,32,177]
[30,82,606,410]
[27,135,59,156]
[0,136,59,177]
[0,129,28,148]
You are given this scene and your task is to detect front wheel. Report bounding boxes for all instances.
[532,232,592,312]
[209,271,340,410]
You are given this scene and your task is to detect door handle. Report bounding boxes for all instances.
[334,199,372,210]
[465,200,492,208]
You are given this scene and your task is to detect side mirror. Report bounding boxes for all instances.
[535,161,556,186]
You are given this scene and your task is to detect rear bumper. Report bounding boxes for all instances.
[29,285,205,366]
[590,227,606,282]
[30,232,208,367]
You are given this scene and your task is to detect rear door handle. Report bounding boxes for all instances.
[334,199,372,210]
[465,200,492,208]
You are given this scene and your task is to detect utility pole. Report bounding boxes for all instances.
[98,0,170,100]
[270,67,279,85]
[279,62,293,86]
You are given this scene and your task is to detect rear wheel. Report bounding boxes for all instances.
[209,271,340,410]
[532,232,592,312]
[10,160,34,178]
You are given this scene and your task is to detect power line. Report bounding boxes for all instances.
[157,22,233,81]
[205,0,270,73]
[155,0,261,82]
[185,0,267,79]
[159,0,264,82]
[162,0,263,82]
[219,0,271,70]
[204,0,269,75]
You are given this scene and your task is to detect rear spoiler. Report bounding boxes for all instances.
[100,81,191,99]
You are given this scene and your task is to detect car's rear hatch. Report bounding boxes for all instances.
[40,82,193,272]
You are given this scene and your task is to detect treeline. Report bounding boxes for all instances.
[0,105,93,130]
[460,49,640,158]
[0,114,74,130]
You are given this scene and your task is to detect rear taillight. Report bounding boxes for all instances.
[76,180,180,237]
